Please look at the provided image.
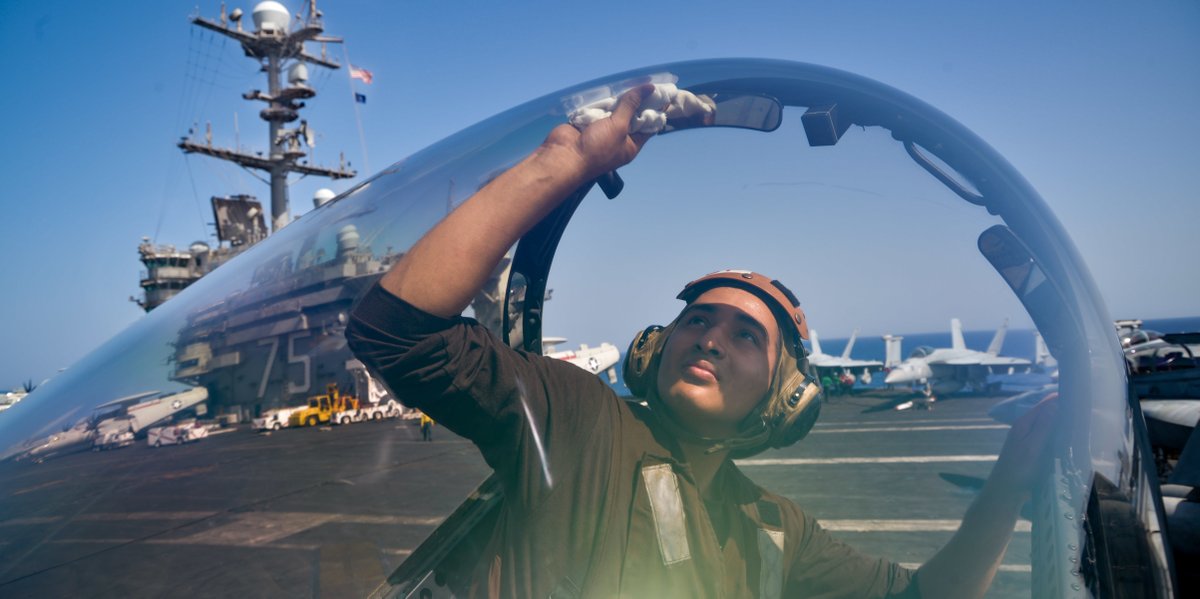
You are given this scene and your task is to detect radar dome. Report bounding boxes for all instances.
[288,62,309,85]
[189,241,211,254]
[313,188,336,208]
[252,1,290,34]
[336,224,360,256]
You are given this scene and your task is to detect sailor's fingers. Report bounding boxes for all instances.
[609,84,655,132]
[1011,392,1058,440]
[993,392,1059,491]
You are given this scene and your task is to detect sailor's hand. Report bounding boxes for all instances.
[989,392,1059,496]
[543,84,655,181]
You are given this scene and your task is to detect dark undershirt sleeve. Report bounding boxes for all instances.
[783,501,919,599]
[345,282,613,493]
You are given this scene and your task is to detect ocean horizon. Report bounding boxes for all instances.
[813,315,1200,364]
[603,316,1200,396]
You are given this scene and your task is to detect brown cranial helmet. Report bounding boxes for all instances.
[623,270,822,458]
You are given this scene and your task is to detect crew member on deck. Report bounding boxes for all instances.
[347,85,1056,598]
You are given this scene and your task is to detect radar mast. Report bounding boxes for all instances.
[136,1,358,312]
[178,0,356,232]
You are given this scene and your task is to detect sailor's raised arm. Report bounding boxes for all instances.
[381,85,654,318]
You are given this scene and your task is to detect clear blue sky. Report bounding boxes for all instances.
[1,0,1198,388]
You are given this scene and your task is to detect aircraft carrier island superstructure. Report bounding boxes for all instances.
[135,0,355,313]
[171,224,397,418]
[135,193,271,311]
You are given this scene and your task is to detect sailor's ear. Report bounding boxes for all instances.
[623,325,669,397]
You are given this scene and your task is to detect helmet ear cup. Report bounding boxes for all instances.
[724,372,820,460]
[623,325,669,398]
[769,372,823,447]
[734,350,823,458]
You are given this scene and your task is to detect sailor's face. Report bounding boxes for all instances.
[656,286,779,439]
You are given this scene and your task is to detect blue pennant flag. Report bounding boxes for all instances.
[354,93,367,104]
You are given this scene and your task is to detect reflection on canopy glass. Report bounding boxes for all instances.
[0,60,1173,598]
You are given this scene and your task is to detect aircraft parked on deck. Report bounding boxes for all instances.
[883,318,1031,397]
[543,336,621,384]
[807,329,883,385]
[19,388,207,460]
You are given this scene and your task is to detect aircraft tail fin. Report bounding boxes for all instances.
[542,336,568,354]
[986,319,1009,355]
[810,330,824,357]
[840,329,859,360]
[951,318,966,351]
[1034,332,1056,367]
[883,335,904,369]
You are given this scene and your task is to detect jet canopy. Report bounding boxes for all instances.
[0,59,1173,598]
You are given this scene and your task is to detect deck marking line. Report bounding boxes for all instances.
[811,425,1009,434]
[74,511,218,521]
[736,455,998,466]
[819,519,1031,532]
[899,562,1032,573]
[813,418,994,427]
[49,537,421,557]
[328,514,444,526]
[0,516,63,526]
[172,512,336,546]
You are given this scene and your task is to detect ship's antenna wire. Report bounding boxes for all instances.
[151,158,177,243]
[183,156,213,240]
[155,24,229,242]
[189,30,223,132]
[341,44,371,175]
[154,26,205,243]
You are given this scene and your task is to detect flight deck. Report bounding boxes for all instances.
[0,390,1030,598]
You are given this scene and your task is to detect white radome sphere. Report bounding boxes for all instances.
[288,62,309,85]
[313,188,336,208]
[252,1,290,34]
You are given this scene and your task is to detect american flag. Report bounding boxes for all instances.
[349,65,374,84]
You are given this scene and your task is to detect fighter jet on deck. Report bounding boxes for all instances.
[884,318,1031,397]
[807,329,884,385]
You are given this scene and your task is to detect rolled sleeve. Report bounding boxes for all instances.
[346,282,611,486]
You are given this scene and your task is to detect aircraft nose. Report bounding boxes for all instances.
[884,366,912,385]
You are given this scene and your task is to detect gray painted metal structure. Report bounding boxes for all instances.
[179,0,355,232]
[137,1,357,313]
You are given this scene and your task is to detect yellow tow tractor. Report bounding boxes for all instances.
[288,384,359,427]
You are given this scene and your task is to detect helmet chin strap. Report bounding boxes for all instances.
[644,385,772,456]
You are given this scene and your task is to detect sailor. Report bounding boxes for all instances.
[420,411,435,442]
[347,86,1056,598]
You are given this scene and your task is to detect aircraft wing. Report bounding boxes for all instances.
[944,356,1031,366]
[817,358,884,370]
[92,390,161,411]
